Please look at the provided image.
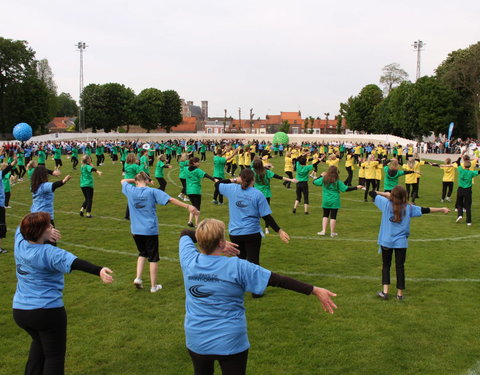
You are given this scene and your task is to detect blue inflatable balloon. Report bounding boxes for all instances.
[13,122,33,142]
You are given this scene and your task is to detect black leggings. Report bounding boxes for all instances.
[323,208,338,220]
[457,187,472,223]
[230,232,262,266]
[188,349,248,375]
[406,183,418,202]
[231,164,238,176]
[13,307,67,375]
[381,246,407,290]
[442,182,454,200]
[284,171,293,188]
[5,192,10,207]
[180,178,187,195]
[71,157,78,169]
[54,159,62,168]
[200,152,206,161]
[295,181,309,204]
[156,177,167,192]
[364,179,377,200]
[19,165,27,178]
[213,181,223,203]
[81,187,94,213]
[344,166,353,186]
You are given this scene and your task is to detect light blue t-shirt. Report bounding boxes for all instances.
[31,182,55,219]
[374,195,422,249]
[122,182,170,235]
[179,236,271,355]
[219,183,272,236]
[13,227,77,309]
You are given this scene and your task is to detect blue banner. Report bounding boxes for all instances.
[447,122,454,140]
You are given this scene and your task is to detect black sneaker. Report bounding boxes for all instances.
[80,211,84,217]
[304,212,309,215]
[187,222,195,228]
[86,215,93,219]
[396,295,404,301]
[0,248,8,254]
[377,291,389,300]
[292,208,296,214]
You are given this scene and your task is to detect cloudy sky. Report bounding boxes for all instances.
[1,0,478,119]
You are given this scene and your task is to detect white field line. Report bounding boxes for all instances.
[55,240,480,283]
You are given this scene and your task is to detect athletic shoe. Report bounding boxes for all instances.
[364,199,368,203]
[133,278,143,289]
[218,202,224,206]
[5,206,11,209]
[330,233,338,238]
[79,211,84,217]
[456,216,463,223]
[467,223,472,226]
[187,222,195,228]
[212,200,218,205]
[304,212,309,215]
[377,291,389,300]
[292,208,296,214]
[178,194,183,199]
[396,295,404,301]
[446,197,451,202]
[183,197,190,202]
[86,215,93,219]
[455,208,458,212]
[0,248,8,254]
[317,231,326,236]
[150,285,163,293]
[265,228,270,234]
[440,199,444,203]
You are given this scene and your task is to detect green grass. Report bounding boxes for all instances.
[1,154,479,375]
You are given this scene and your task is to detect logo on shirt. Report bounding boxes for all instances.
[16,265,29,275]
[235,200,248,208]
[189,285,213,298]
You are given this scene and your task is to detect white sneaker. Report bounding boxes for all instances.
[446,197,451,202]
[265,228,270,234]
[440,199,444,203]
[178,194,183,199]
[183,197,190,202]
[150,284,163,293]
[330,233,338,238]
[467,223,472,226]
[456,216,463,223]
[317,231,326,236]
[134,278,143,289]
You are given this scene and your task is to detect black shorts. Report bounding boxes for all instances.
[0,206,6,238]
[323,208,338,220]
[188,194,202,211]
[133,234,159,262]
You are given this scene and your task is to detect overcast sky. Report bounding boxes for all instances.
[1,0,479,119]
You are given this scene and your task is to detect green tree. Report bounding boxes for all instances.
[279,120,290,133]
[436,42,480,138]
[380,63,409,95]
[309,116,315,134]
[133,88,163,133]
[159,90,182,133]
[342,84,383,133]
[336,115,343,134]
[36,58,57,94]
[0,37,36,134]
[56,92,78,117]
[81,84,106,133]
[101,83,135,132]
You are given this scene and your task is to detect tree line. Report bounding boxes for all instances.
[340,42,480,140]
[0,36,183,135]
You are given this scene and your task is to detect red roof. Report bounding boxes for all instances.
[170,117,197,132]
[49,117,70,129]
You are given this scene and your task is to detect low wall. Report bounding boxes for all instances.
[21,132,415,146]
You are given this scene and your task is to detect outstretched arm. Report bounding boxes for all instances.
[169,197,199,216]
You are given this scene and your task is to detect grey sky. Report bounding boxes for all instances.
[1,0,478,119]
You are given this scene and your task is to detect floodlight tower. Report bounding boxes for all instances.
[412,40,425,81]
[76,42,87,132]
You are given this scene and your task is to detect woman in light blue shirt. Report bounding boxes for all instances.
[179,218,337,375]
[13,212,113,374]
[370,186,449,300]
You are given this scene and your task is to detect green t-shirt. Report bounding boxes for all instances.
[313,177,349,209]
[72,147,78,158]
[120,149,128,162]
[383,166,405,191]
[54,147,62,159]
[295,162,313,182]
[213,156,226,179]
[2,172,11,193]
[186,167,206,195]
[155,161,166,178]
[17,152,25,166]
[38,150,46,164]
[86,147,92,156]
[27,168,35,179]
[112,146,118,155]
[200,144,206,153]
[140,155,149,174]
[458,166,479,189]
[80,164,94,188]
[125,163,141,180]
[254,169,275,198]
[179,160,189,179]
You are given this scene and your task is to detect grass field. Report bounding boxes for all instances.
[1,153,479,375]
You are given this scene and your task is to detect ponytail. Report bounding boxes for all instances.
[239,168,254,190]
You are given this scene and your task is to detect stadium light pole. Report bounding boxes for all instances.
[76,41,87,132]
[412,40,425,81]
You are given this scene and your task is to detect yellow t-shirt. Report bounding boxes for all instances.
[375,163,382,180]
[403,165,418,184]
[244,152,251,166]
[364,161,379,179]
[284,156,293,172]
[414,160,425,173]
[238,153,245,166]
[359,163,366,178]
[326,158,339,168]
[354,146,362,155]
[441,165,456,182]
[345,155,354,168]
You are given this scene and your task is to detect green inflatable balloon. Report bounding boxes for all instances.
[273,131,289,145]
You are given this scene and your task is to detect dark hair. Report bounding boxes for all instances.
[323,166,340,185]
[253,159,267,185]
[239,168,254,190]
[189,157,200,166]
[20,212,52,242]
[30,166,49,193]
[297,156,307,166]
[389,185,408,223]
